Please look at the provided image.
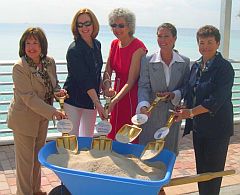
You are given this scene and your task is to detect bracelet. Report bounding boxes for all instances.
[103,71,111,79]
[103,79,111,87]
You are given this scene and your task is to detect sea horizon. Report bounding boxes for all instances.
[0,23,240,62]
[0,22,203,29]
[1,22,240,30]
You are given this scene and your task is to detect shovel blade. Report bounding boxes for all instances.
[91,136,112,151]
[140,140,165,160]
[116,124,142,143]
[56,134,78,154]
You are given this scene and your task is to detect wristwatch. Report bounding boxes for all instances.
[189,109,194,119]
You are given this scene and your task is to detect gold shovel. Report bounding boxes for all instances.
[55,95,78,154]
[140,110,175,160]
[116,94,168,143]
[91,96,113,151]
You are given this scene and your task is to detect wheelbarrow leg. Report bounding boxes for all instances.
[158,188,166,195]
[48,182,71,195]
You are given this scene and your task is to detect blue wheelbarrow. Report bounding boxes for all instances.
[39,137,176,195]
[39,137,235,195]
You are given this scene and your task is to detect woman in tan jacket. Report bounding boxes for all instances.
[7,27,66,195]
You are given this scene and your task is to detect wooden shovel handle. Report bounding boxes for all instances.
[166,170,235,187]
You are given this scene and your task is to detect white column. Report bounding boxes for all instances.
[219,0,232,59]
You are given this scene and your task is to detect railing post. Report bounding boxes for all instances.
[219,0,232,59]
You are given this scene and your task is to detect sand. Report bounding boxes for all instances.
[47,149,166,181]
[141,150,160,160]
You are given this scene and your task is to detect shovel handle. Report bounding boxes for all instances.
[104,93,116,119]
[166,113,175,128]
[56,94,69,113]
[165,169,235,187]
[147,95,169,113]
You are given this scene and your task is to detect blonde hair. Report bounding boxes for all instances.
[71,8,99,40]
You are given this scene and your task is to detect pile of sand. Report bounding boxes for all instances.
[47,149,166,181]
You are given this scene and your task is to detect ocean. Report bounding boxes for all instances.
[0,23,239,134]
[1,23,240,61]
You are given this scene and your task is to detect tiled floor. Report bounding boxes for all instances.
[0,125,239,195]
[164,131,240,195]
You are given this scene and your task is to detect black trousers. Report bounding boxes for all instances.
[193,133,230,195]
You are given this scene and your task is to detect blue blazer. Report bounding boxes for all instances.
[184,52,234,139]
[64,37,103,109]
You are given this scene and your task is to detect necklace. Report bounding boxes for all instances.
[201,62,205,70]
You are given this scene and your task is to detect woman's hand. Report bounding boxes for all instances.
[157,91,175,101]
[54,89,68,98]
[108,98,118,113]
[103,88,116,98]
[140,106,151,117]
[95,102,107,120]
[174,109,192,122]
[52,110,67,120]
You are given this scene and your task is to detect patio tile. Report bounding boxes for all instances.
[0,124,239,195]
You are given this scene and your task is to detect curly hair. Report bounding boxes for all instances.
[108,8,136,36]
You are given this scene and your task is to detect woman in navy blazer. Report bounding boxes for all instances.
[175,25,234,195]
[63,8,105,137]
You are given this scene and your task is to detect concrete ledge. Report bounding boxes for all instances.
[0,132,62,146]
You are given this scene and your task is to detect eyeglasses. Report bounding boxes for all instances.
[77,21,92,28]
[110,23,126,29]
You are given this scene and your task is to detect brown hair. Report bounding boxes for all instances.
[157,23,177,38]
[71,8,99,40]
[19,27,48,58]
[157,23,177,49]
[197,25,221,43]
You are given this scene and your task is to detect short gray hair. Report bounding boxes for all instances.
[108,8,136,36]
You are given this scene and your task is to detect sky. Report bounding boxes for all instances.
[0,0,240,29]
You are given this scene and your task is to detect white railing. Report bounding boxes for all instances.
[0,60,240,137]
